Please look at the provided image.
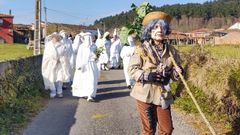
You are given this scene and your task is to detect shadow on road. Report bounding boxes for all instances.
[23,89,79,135]
[96,80,131,101]
[97,86,128,93]
[98,79,125,85]
[96,91,130,101]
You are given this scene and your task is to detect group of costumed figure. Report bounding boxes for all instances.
[41,9,185,135]
[41,28,136,101]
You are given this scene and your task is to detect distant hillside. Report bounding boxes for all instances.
[93,0,240,32]
[47,23,95,35]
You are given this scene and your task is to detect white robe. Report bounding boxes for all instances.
[110,38,122,68]
[72,35,99,98]
[120,45,135,86]
[95,38,103,72]
[42,41,71,91]
[61,33,74,81]
[72,34,82,71]
[99,38,111,64]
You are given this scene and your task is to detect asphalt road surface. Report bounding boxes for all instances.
[22,69,197,135]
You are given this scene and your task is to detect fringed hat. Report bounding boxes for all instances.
[142,11,172,26]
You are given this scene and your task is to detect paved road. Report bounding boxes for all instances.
[22,69,197,135]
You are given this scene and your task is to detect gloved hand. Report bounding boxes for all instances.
[142,71,172,84]
[160,76,171,85]
[143,72,161,82]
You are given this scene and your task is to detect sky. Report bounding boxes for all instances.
[0,0,208,25]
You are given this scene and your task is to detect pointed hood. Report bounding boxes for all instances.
[113,28,117,37]
[97,29,101,39]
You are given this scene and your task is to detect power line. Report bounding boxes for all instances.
[43,0,46,7]
[46,8,84,19]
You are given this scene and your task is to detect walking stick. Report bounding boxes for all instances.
[169,51,217,135]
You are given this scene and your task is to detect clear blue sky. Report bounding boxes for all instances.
[0,0,207,25]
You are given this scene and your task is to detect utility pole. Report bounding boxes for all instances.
[34,0,41,55]
[101,21,105,33]
[44,6,47,38]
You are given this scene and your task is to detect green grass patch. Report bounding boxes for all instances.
[0,44,33,61]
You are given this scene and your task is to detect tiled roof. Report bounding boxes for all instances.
[0,13,14,18]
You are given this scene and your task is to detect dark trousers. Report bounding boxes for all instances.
[136,100,173,135]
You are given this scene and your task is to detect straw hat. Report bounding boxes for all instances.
[142,11,172,26]
[103,31,110,38]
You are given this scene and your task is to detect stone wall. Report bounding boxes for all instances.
[0,55,44,104]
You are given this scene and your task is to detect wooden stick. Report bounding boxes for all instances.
[169,51,217,135]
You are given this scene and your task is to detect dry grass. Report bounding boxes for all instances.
[172,107,231,135]
[189,59,240,100]
[173,44,240,134]
[177,44,240,59]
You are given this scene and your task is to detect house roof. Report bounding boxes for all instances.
[228,22,240,30]
[191,28,212,33]
[0,13,14,18]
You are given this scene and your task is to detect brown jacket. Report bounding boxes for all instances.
[128,41,181,107]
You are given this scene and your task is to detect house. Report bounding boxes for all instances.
[0,13,14,44]
[13,24,33,44]
[228,22,240,30]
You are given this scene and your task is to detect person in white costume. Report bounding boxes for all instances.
[42,34,71,98]
[110,29,122,69]
[71,33,84,71]
[44,32,58,47]
[59,30,74,82]
[120,34,136,89]
[98,31,111,70]
[95,29,103,72]
[95,29,102,48]
[71,32,99,102]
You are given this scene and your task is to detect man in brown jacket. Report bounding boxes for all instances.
[128,11,183,135]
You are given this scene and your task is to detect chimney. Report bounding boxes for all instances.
[9,9,12,15]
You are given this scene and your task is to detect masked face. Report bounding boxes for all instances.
[51,35,61,44]
[150,23,165,41]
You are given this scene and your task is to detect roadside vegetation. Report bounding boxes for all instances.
[172,44,240,135]
[0,44,47,135]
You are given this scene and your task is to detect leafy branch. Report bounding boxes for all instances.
[119,2,153,45]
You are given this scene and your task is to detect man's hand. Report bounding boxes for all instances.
[174,66,182,74]
[143,72,162,82]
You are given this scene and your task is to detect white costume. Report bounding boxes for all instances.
[42,34,71,98]
[110,37,122,69]
[71,33,99,100]
[71,33,83,71]
[109,29,122,69]
[95,29,102,48]
[95,29,103,72]
[98,32,111,70]
[120,35,136,88]
[60,31,74,81]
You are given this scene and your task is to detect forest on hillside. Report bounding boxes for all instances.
[93,0,240,32]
